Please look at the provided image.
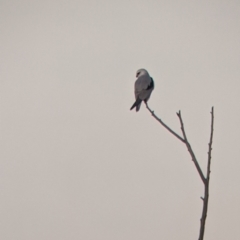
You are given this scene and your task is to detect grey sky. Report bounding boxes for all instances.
[1,0,240,239]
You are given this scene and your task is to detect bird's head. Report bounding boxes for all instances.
[136,68,149,78]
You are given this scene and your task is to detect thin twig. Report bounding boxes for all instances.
[207,107,214,181]
[145,103,185,143]
[176,111,206,184]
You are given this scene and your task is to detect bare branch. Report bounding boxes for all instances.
[145,103,214,240]
[176,111,206,184]
[145,103,185,143]
[207,107,214,181]
[198,107,214,240]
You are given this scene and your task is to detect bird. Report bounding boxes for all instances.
[130,68,154,112]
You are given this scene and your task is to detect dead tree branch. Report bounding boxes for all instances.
[145,103,214,240]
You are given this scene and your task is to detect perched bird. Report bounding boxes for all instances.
[130,68,154,112]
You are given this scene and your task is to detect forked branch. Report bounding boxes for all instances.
[145,102,214,240]
[145,103,184,143]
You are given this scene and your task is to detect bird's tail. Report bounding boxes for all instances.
[130,98,142,112]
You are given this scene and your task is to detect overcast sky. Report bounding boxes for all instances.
[1,0,240,239]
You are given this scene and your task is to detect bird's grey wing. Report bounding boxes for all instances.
[134,76,153,100]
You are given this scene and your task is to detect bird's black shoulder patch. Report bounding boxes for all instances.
[146,78,154,90]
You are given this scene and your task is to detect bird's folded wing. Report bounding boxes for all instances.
[134,75,152,99]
